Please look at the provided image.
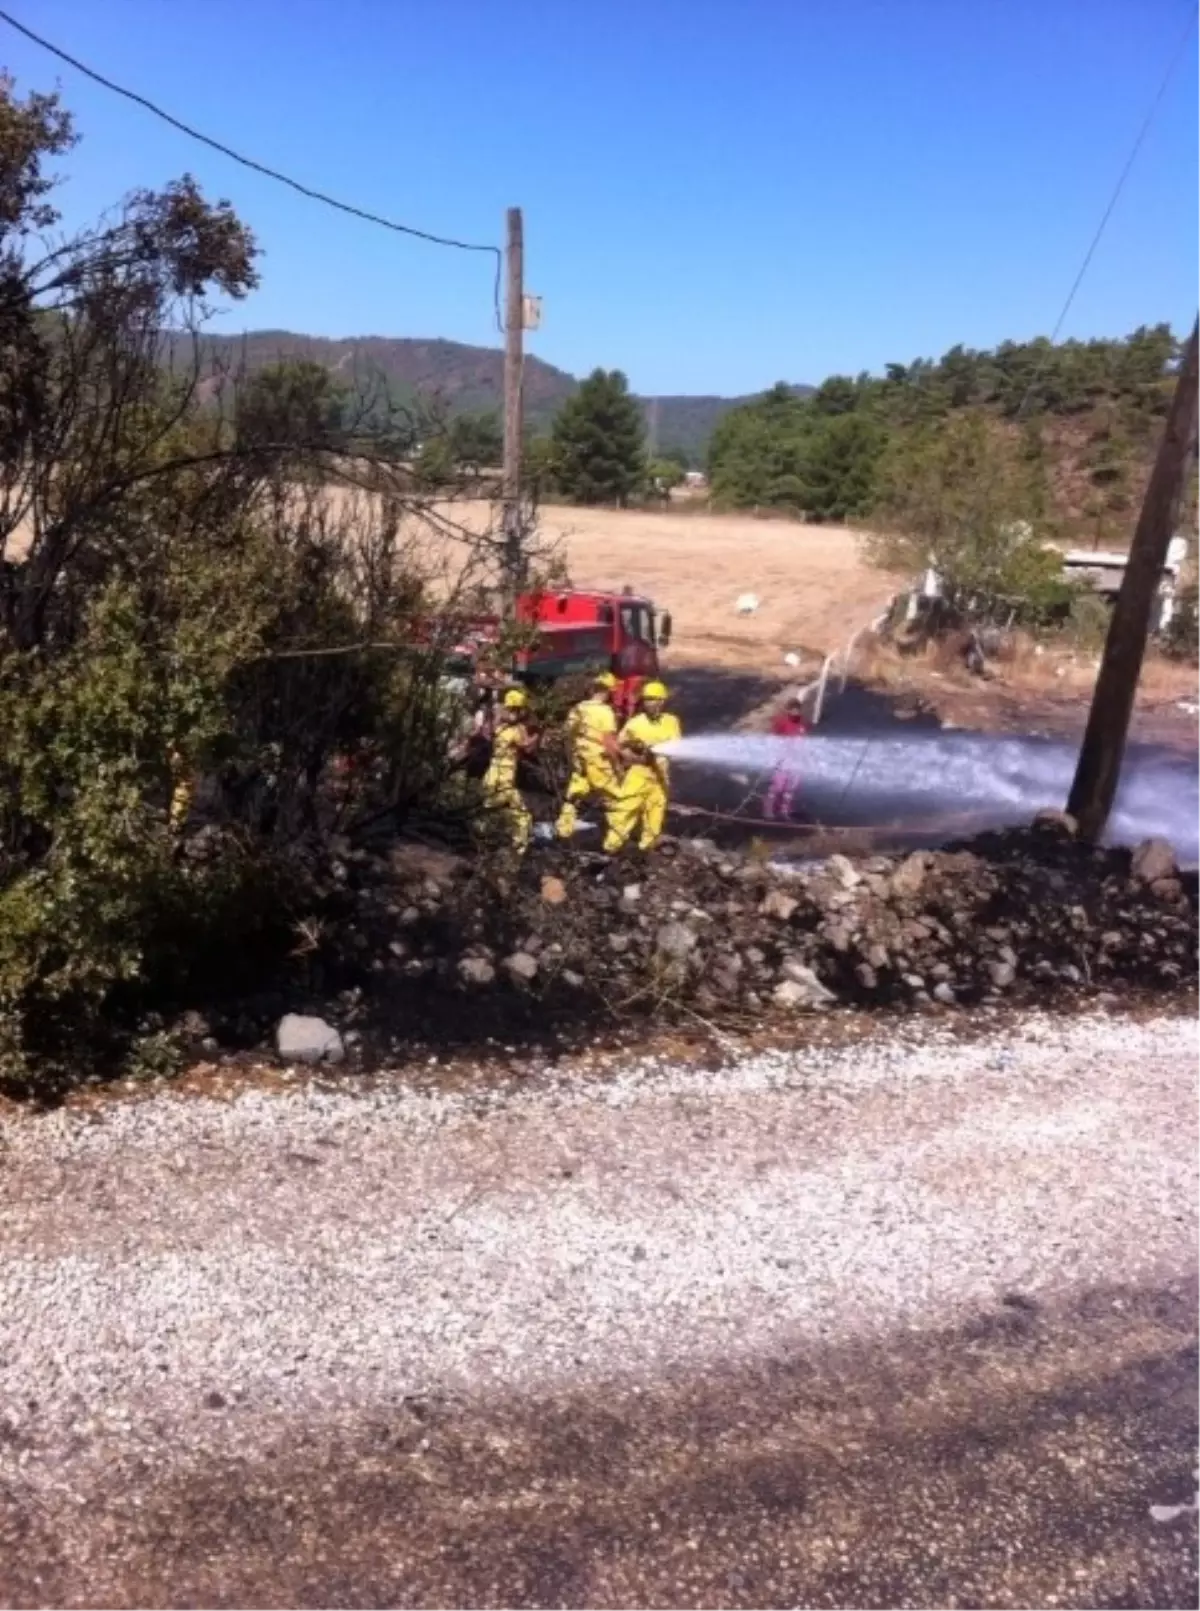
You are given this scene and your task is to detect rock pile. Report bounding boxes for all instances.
[301,816,1195,1055]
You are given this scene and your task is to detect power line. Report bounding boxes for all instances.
[0,7,504,329]
[1016,5,1197,419]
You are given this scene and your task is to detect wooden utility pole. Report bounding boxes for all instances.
[1067,316,1199,840]
[501,206,525,600]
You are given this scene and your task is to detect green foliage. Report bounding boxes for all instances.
[869,324,1179,422]
[656,444,692,472]
[708,384,806,509]
[867,412,1069,623]
[1079,405,1137,545]
[235,360,346,453]
[646,457,685,500]
[413,433,458,488]
[0,75,485,1091]
[708,384,884,520]
[551,369,646,506]
[802,413,887,521]
[707,326,1180,530]
[413,410,502,487]
[0,553,267,1076]
[1065,590,1114,651]
[448,411,502,471]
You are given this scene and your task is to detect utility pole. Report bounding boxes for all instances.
[501,206,525,602]
[1067,316,1199,840]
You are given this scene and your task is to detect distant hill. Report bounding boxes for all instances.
[704,325,1189,541]
[186,331,809,463]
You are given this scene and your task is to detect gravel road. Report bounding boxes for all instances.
[1,1011,1196,1608]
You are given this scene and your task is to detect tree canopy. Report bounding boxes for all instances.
[551,368,645,506]
[707,384,884,520]
[707,327,1184,532]
[866,411,1069,622]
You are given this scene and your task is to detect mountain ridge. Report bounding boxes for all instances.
[189,330,811,460]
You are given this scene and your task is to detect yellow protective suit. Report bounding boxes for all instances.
[604,710,682,852]
[555,697,620,839]
[483,721,532,852]
[169,752,193,832]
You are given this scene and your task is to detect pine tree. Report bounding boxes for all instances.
[551,369,645,505]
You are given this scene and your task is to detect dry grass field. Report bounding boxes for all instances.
[525,504,1195,741]
[7,493,890,677]
[531,504,898,673]
[9,485,1194,735]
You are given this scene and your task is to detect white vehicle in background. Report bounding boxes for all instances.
[1058,534,1188,633]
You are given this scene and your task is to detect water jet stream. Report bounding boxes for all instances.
[657,731,1200,865]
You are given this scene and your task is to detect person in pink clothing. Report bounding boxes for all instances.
[763,696,807,820]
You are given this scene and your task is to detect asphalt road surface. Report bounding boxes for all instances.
[0,1011,1195,1608]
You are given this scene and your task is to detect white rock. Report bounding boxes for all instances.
[779,956,817,985]
[759,889,799,922]
[275,1015,344,1066]
[655,922,698,960]
[772,971,834,1010]
[825,854,862,889]
[502,952,539,984]
[458,955,497,986]
[1131,838,1177,884]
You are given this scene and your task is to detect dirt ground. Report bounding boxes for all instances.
[391,497,895,677]
[529,503,1197,743]
[533,504,898,673]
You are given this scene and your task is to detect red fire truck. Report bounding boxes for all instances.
[445,586,672,714]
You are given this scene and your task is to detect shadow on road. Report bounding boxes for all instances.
[8,1282,1195,1608]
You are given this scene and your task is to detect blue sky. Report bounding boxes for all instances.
[4,0,1196,395]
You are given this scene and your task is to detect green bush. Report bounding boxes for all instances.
[867,412,1066,626]
[1064,590,1113,651]
[0,76,496,1091]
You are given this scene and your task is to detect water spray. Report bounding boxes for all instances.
[655,730,1199,864]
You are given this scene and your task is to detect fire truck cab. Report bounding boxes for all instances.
[513,587,669,705]
[438,587,671,716]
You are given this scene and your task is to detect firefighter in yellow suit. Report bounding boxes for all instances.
[483,687,534,853]
[604,681,682,853]
[555,671,622,839]
[169,750,193,833]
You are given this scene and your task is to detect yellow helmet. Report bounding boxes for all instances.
[643,680,669,700]
[502,687,529,710]
[593,671,618,690]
